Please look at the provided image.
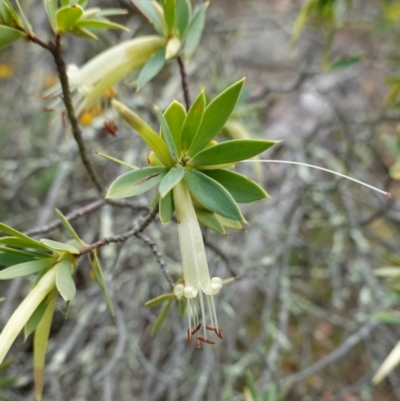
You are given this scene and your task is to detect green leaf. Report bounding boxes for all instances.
[130,0,166,35]
[245,370,260,400]
[144,293,174,307]
[96,8,128,17]
[158,165,184,198]
[90,252,115,318]
[94,151,139,170]
[1,0,23,28]
[163,0,175,33]
[175,0,190,38]
[195,206,226,235]
[40,239,80,254]
[184,170,244,221]
[163,101,186,154]
[149,191,160,209]
[13,0,34,35]
[181,90,206,152]
[188,79,245,156]
[155,106,179,163]
[189,139,277,166]
[44,0,58,32]
[33,291,57,401]
[55,209,86,246]
[329,55,361,70]
[0,251,35,267]
[137,48,166,91]
[106,167,167,199]
[375,267,400,277]
[151,298,173,336]
[183,2,208,59]
[216,215,243,231]
[70,26,98,39]
[24,299,47,341]
[263,384,278,401]
[56,259,76,302]
[373,311,400,325]
[202,169,269,203]
[0,236,51,250]
[56,4,84,32]
[0,25,26,51]
[0,259,52,280]
[0,223,49,250]
[75,18,130,31]
[112,100,173,167]
[159,191,174,224]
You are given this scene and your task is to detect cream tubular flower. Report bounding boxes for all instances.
[47,36,165,114]
[0,268,57,364]
[172,180,223,347]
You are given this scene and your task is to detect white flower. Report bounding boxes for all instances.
[172,180,223,347]
[46,36,165,115]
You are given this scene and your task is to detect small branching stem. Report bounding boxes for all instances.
[177,56,191,110]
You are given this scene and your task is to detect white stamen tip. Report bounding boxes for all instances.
[210,277,223,294]
[173,284,184,297]
[184,286,198,298]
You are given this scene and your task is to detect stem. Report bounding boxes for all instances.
[78,207,158,255]
[52,35,103,193]
[241,159,390,197]
[177,56,191,110]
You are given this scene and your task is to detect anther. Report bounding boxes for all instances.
[187,329,192,347]
[196,337,215,345]
[191,323,201,336]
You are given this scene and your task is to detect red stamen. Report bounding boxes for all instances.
[187,329,192,347]
[191,323,201,336]
[196,337,215,345]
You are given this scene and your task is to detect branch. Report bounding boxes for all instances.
[78,207,159,255]
[177,56,191,110]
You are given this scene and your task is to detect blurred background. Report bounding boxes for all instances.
[1,0,400,400]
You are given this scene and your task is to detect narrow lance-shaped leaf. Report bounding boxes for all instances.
[183,2,208,59]
[194,206,226,235]
[137,48,166,91]
[0,259,53,280]
[95,151,139,170]
[75,18,130,32]
[106,167,167,199]
[151,298,173,337]
[34,290,57,401]
[181,90,205,152]
[202,169,269,203]
[159,191,174,224]
[0,222,49,250]
[24,299,47,341]
[56,259,76,302]
[13,0,34,35]
[163,100,186,153]
[155,106,179,163]
[55,209,86,246]
[184,170,244,222]
[189,139,277,166]
[175,0,190,38]
[144,293,174,307]
[130,0,166,35]
[188,78,245,157]
[70,26,98,39]
[216,215,243,231]
[0,236,55,250]
[163,0,175,33]
[44,0,58,32]
[112,100,173,167]
[40,239,80,254]
[159,165,184,198]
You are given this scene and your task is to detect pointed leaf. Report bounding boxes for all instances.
[56,4,84,32]
[0,223,49,250]
[130,0,166,34]
[55,209,86,246]
[0,251,36,267]
[216,215,243,231]
[24,299,47,341]
[149,191,160,209]
[159,191,174,224]
[44,0,58,32]
[175,0,190,38]
[91,252,115,317]
[163,0,175,33]
[95,151,138,170]
[137,48,166,90]
[188,79,245,156]
[0,236,53,250]
[195,206,226,235]
[34,291,57,401]
[106,167,167,199]
[70,26,98,39]
[75,18,130,31]
[183,2,208,59]
[184,170,244,221]
[40,239,80,254]
[189,139,277,166]
[181,90,205,152]
[97,8,128,17]
[151,298,173,336]
[202,169,269,203]
[112,100,173,167]
[159,165,184,198]
[13,0,34,35]
[0,25,26,50]
[155,106,179,162]
[144,293,174,307]
[163,100,186,153]
[56,259,76,302]
[0,259,53,280]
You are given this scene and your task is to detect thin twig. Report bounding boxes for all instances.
[78,207,158,255]
[177,56,191,110]
[135,232,174,287]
